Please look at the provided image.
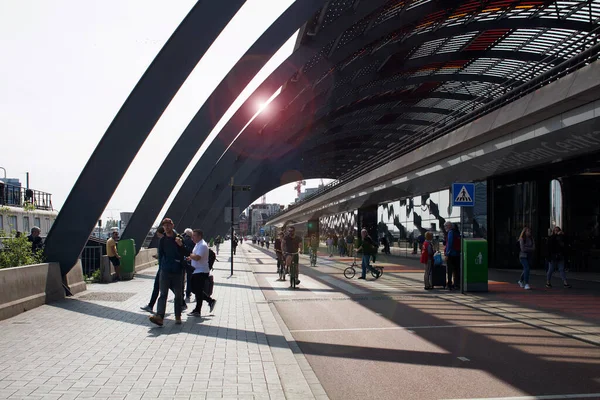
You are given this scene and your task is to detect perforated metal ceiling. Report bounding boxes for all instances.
[265,0,600,180]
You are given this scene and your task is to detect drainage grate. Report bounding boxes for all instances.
[78,292,136,302]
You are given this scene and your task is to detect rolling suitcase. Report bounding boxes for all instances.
[431,263,447,289]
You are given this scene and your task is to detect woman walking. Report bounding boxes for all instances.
[518,227,535,290]
[546,227,572,288]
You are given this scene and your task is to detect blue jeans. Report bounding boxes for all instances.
[361,255,371,278]
[547,258,566,282]
[519,257,531,284]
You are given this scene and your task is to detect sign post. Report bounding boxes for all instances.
[451,183,475,294]
[230,179,251,275]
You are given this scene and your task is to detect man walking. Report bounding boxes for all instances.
[149,218,190,326]
[182,228,195,305]
[186,229,216,317]
[356,229,380,280]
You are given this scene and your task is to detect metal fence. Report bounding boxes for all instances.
[80,246,103,277]
[0,182,53,211]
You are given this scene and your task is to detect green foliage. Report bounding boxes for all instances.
[89,268,102,283]
[209,238,214,247]
[0,233,45,269]
[0,206,9,214]
[23,202,36,212]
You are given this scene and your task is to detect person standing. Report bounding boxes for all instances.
[186,229,216,317]
[106,230,121,281]
[421,232,434,290]
[546,227,571,288]
[182,228,195,306]
[356,229,379,280]
[444,222,461,290]
[27,226,44,253]
[326,236,333,257]
[518,226,535,290]
[346,232,354,257]
[149,218,190,326]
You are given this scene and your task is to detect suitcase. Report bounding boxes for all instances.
[431,263,447,288]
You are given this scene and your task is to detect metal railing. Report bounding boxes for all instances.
[80,246,103,277]
[268,31,600,223]
[0,182,53,211]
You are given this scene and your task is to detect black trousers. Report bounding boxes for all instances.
[191,273,214,312]
[148,269,186,308]
[447,255,461,288]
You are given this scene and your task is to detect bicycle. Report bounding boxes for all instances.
[287,252,300,289]
[276,251,286,281]
[344,254,383,279]
[309,248,317,267]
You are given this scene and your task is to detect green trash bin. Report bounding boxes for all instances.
[117,238,136,281]
[463,239,488,292]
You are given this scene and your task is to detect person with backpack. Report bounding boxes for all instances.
[186,229,216,317]
[546,226,571,288]
[421,231,435,290]
[518,226,535,290]
[443,222,461,290]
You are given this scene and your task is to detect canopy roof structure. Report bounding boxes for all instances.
[44,0,600,274]
[268,0,600,180]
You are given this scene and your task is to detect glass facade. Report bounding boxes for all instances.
[378,182,487,255]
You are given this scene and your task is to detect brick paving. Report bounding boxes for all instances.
[0,243,326,400]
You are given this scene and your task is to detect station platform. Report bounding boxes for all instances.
[1,241,599,400]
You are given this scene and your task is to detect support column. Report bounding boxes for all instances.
[357,205,378,242]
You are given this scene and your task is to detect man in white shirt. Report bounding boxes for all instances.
[186,229,216,317]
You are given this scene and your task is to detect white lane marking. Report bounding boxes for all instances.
[443,394,600,400]
[457,357,470,362]
[318,275,368,294]
[289,322,521,333]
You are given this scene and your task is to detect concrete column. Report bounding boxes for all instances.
[357,205,378,242]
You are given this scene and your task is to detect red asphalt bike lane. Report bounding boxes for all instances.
[243,243,600,400]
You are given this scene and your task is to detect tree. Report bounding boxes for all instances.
[0,232,45,269]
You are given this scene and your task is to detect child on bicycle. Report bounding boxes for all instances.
[310,234,319,266]
[283,226,302,286]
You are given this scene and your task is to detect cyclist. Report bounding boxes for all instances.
[356,228,380,280]
[309,234,319,266]
[283,225,302,286]
[274,232,284,274]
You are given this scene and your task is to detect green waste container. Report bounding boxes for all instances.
[463,239,488,292]
[117,239,136,281]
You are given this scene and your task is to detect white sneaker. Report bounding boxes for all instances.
[518,281,524,288]
[524,284,531,290]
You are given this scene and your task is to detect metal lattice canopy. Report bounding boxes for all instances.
[259,0,600,180]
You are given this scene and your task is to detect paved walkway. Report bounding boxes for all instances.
[0,243,327,400]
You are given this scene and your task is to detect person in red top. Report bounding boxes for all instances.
[421,231,434,290]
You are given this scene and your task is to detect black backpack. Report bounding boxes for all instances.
[208,248,217,270]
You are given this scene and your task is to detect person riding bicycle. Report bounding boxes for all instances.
[283,226,302,286]
[274,232,284,274]
[309,234,319,266]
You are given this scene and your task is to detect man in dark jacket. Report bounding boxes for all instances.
[356,229,380,280]
[27,226,44,253]
[149,218,190,326]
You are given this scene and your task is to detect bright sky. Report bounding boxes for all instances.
[0,0,331,223]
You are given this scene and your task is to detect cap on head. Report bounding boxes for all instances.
[162,218,174,226]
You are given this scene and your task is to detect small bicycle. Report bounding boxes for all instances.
[277,251,286,281]
[344,254,383,279]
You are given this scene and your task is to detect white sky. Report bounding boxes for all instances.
[0,0,331,223]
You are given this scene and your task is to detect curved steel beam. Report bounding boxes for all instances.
[168,0,393,231]
[122,0,328,251]
[44,1,247,275]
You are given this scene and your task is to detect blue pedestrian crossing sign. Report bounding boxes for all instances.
[452,183,475,207]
